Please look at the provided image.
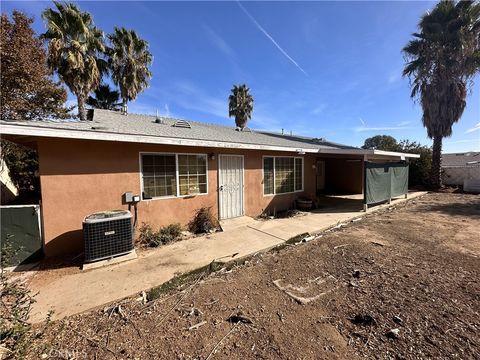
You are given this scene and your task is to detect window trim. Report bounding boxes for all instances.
[262,155,304,196]
[139,152,209,201]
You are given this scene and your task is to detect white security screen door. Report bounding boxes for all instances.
[218,155,244,219]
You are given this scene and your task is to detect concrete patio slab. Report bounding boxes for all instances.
[220,216,257,232]
[26,191,426,323]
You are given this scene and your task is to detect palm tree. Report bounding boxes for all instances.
[402,0,480,188]
[108,27,153,115]
[87,84,121,110]
[228,84,254,129]
[42,1,106,121]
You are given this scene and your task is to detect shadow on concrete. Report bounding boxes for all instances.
[313,195,364,213]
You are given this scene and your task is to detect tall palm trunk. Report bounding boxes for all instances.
[430,135,443,189]
[77,94,87,121]
[122,97,128,115]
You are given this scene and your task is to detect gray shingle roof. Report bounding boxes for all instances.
[1,109,357,151]
[442,152,480,167]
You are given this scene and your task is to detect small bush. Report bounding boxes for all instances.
[158,223,183,245]
[137,223,161,247]
[188,207,219,234]
[137,222,183,247]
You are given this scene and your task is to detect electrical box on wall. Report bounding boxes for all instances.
[123,192,140,204]
[123,192,133,204]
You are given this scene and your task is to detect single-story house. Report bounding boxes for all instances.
[1,109,419,258]
[442,151,480,191]
[442,152,480,186]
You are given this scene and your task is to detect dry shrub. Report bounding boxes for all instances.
[137,222,183,247]
[0,245,47,359]
[188,207,219,234]
[160,223,183,244]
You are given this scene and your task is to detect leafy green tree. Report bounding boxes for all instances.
[399,140,432,187]
[362,135,432,187]
[108,27,153,115]
[87,84,120,110]
[362,135,400,151]
[402,0,480,189]
[228,84,254,129]
[42,1,106,121]
[1,11,69,121]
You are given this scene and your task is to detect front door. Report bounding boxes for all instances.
[218,155,244,219]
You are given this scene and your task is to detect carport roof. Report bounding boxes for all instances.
[0,109,419,158]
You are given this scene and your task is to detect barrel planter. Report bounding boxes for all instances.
[296,198,313,211]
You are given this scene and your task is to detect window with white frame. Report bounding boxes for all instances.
[141,153,207,199]
[263,156,303,195]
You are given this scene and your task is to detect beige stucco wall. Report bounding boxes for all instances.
[37,138,317,256]
[442,166,480,186]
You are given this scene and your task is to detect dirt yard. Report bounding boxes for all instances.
[22,192,480,359]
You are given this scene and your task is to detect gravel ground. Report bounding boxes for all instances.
[23,191,480,360]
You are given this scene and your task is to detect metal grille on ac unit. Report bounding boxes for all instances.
[83,210,133,263]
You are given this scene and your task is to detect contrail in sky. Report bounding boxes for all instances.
[237,1,309,77]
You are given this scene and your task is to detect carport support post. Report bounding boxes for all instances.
[363,159,368,212]
[405,161,409,199]
[388,164,392,204]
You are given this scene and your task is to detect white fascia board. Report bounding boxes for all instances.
[316,148,419,159]
[372,150,420,159]
[0,124,320,153]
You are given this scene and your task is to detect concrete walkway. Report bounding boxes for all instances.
[27,191,426,323]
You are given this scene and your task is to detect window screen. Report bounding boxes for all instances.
[141,153,208,199]
[275,157,295,193]
[142,154,176,198]
[295,158,303,191]
[263,157,303,195]
[178,154,207,195]
[263,157,274,195]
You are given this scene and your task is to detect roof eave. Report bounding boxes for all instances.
[0,123,420,159]
[0,123,320,153]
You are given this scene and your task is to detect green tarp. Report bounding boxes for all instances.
[364,162,409,205]
[1,205,43,267]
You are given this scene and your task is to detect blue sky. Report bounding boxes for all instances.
[3,1,479,152]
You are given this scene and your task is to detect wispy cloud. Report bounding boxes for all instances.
[173,81,227,119]
[354,118,413,132]
[203,24,236,60]
[353,126,413,133]
[387,73,400,84]
[237,1,309,77]
[164,104,170,117]
[465,122,480,134]
[311,103,327,115]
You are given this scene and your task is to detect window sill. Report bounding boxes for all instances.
[263,189,304,197]
[142,192,209,201]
